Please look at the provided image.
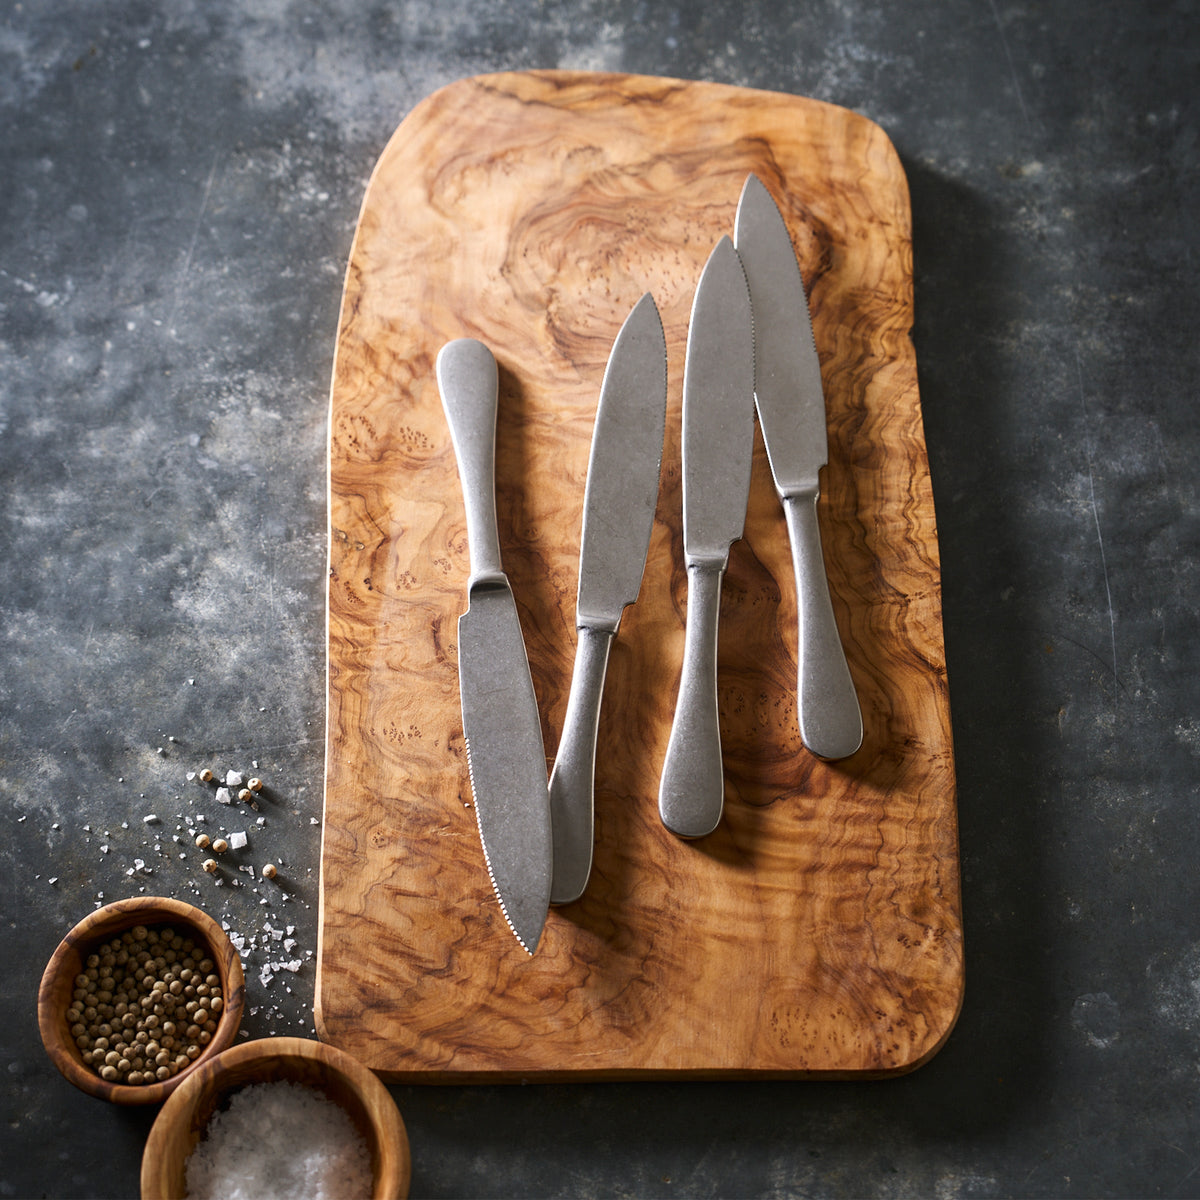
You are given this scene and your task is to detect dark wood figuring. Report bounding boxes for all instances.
[318,70,962,1079]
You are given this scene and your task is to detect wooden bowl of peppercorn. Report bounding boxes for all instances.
[37,895,245,1106]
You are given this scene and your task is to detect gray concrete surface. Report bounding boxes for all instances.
[2,1,1197,1196]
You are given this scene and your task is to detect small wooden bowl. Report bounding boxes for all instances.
[140,1036,411,1200]
[37,896,245,1106]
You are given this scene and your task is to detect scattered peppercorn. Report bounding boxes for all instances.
[247,778,263,792]
[211,839,228,854]
[194,833,211,849]
[199,769,213,782]
[202,859,218,874]
[261,863,278,880]
[68,925,223,1086]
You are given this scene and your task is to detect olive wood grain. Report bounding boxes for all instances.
[318,70,962,1079]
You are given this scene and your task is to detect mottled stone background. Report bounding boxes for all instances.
[2,1,1197,1196]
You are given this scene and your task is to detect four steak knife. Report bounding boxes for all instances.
[436,176,857,935]
[735,173,862,761]
[657,236,756,839]
[436,338,553,954]
[549,293,668,904]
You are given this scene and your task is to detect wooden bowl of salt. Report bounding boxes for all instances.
[140,1036,410,1200]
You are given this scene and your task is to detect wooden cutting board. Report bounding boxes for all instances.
[317,70,962,1081]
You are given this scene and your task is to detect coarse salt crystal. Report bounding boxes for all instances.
[225,770,244,787]
[229,830,248,850]
[184,1079,372,1200]
[215,787,232,805]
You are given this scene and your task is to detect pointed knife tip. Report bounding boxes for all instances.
[629,290,664,329]
[736,173,785,230]
[740,171,764,196]
[508,916,545,955]
[617,291,667,373]
[496,892,547,955]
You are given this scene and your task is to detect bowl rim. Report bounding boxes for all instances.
[140,1035,411,1200]
[37,895,246,1106]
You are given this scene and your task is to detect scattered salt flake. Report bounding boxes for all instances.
[186,771,197,782]
[144,814,160,825]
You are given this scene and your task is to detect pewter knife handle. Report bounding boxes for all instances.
[782,490,863,760]
[658,560,727,838]
[436,339,503,579]
[548,624,615,904]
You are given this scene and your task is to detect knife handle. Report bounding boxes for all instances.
[436,339,503,579]
[658,560,727,838]
[782,491,863,760]
[548,625,615,904]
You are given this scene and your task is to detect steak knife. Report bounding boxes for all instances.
[436,338,552,954]
[658,237,756,839]
[549,293,668,904]
[734,174,863,760]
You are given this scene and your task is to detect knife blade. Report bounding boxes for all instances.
[658,236,756,839]
[436,338,552,953]
[549,292,668,904]
[734,173,863,761]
